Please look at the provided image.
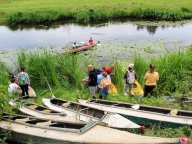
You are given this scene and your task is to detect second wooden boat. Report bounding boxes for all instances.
[42,98,144,133]
[78,99,192,128]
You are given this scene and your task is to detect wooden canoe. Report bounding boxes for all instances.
[78,99,192,128]
[21,103,87,123]
[0,113,187,144]
[61,42,98,54]
[42,98,143,133]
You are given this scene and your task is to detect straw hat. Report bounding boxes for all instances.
[170,109,178,116]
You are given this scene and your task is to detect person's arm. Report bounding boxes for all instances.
[98,80,103,89]
[17,85,21,90]
[135,72,137,80]
[123,71,128,79]
[156,72,159,81]
[26,73,30,85]
[144,72,147,80]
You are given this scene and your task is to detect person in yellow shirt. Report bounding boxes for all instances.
[144,64,159,97]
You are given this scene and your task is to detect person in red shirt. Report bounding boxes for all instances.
[102,66,114,76]
[89,37,93,44]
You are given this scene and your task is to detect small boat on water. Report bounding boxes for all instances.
[61,42,98,54]
[78,99,192,128]
[0,113,188,144]
[42,98,144,133]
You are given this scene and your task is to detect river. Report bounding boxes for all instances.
[1,19,192,50]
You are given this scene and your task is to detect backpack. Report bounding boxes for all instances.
[102,82,109,92]
[19,72,27,85]
[95,69,102,75]
[126,71,135,84]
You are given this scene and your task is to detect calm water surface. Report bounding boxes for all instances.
[1,20,192,50]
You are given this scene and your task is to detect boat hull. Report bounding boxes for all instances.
[42,98,143,133]
[61,42,98,54]
[0,121,183,144]
[78,99,192,128]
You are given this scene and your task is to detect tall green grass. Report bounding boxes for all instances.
[0,62,9,85]
[134,47,192,95]
[5,7,192,25]
[15,49,95,90]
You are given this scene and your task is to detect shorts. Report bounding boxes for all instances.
[89,86,96,96]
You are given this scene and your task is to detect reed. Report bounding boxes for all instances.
[113,58,125,93]
[15,49,95,90]
[5,7,192,25]
[6,10,75,25]
[0,62,9,85]
[132,47,192,95]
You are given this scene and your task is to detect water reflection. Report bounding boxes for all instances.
[1,19,192,50]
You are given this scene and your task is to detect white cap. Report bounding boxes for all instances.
[128,63,134,68]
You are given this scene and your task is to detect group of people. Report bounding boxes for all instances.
[8,67,30,96]
[71,38,94,49]
[83,63,159,99]
[82,65,114,99]
[123,63,159,97]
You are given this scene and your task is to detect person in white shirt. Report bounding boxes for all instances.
[71,42,78,49]
[8,79,21,93]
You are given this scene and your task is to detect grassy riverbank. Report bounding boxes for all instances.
[0,47,192,141]
[1,0,192,24]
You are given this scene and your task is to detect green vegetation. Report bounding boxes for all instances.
[1,46,192,141]
[1,0,192,24]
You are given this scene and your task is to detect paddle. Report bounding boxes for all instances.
[44,76,55,98]
[131,104,140,110]
[81,41,101,46]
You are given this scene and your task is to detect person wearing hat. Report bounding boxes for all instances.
[123,64,137,96]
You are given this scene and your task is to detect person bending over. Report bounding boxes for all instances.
[98,72,111,99]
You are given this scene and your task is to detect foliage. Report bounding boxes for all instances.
[4,7,192,25]
[5,10,74,25]
[15,49,95,90]
[133,47,192,95]
[0,62,9,85]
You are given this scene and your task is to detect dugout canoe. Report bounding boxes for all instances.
[78,99,192,128]
[42,98,144,133]
[19,103,87,123]
[0,113,187,144]
[9,97,85,123]
[61,42,98,54]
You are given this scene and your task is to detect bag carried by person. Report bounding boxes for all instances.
[102,82,109,92]
[126,71,135,84]
[19,73,27,85]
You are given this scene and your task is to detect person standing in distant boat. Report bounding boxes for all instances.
[82,65,98,99]
[144,64,159,97]
[71,42,78,49]
[17,67,30,96]
[88,37,93,44]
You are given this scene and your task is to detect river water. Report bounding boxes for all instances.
[1,19,192,50]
